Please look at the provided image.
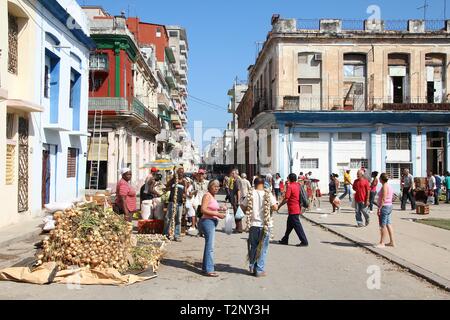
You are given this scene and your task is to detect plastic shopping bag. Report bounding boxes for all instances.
[427,196,435,205]
[224,210,234,235]
[235,206,245,220]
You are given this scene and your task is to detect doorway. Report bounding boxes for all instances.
[427,131,447,175]
[427,82,435,103]
[392,76,404,103]
[42,148,50,208]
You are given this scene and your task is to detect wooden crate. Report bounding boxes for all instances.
[416,204,430,215]
[137,219,164,234]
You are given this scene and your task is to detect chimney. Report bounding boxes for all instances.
[408,19,425,33]
[320,19,342,33]
[271,14,280,26]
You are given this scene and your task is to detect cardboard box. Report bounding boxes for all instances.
[416,204,430,215]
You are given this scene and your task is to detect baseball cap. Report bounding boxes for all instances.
[151,167,158,173]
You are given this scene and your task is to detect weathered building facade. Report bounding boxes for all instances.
[238,16,450,192]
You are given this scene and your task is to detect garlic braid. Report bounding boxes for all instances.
[170,172,179,239]
[263,188,271,233]
[244,188,254,232]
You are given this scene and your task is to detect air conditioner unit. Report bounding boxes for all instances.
[314,53,323,61]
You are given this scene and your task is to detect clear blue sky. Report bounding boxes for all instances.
[80,0,447,142]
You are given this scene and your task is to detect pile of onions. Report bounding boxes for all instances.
[40,202,133,273]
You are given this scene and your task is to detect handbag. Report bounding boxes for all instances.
[235,206,245,220]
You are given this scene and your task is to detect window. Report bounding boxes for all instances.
[350,158,369,169]
[67,148,78,178]
[298,54,308,64]
[300,158,319,169]
[300,132,319,139]
[156,28,162,38]
[386,163,412,179]
[298,84,313,94]
[387,133,411,150]
[70,70,76,108]
[169,31,178,37]
[89,53,108,70]
[344,65,365,77]
[6,144,15,185]
[8,14,19,74]
[44,64,50,98]
[6,113,14,140]
[338,132,362,140]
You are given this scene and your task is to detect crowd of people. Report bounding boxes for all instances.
[111,165,450,278]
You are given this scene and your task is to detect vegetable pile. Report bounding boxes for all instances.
[39,202,133,273]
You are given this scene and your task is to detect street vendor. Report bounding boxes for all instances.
[140,167,161,205]
[114,167,137,222]
[164,166,189,241]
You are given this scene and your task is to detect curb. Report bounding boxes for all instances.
[302,214,450,292]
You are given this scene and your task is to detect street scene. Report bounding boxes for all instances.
[1,0,450,302]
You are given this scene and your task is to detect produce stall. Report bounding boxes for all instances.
[0,202,169,286]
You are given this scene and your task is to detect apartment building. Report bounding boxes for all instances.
[237,16,450,192]
[83,7,160,191]
[0,0,93,228]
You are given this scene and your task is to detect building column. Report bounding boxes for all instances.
[118,128,126,173]
[328,133,334,174]
[107,131,117,190]
[371,127,382,173]
[381,131,387,172]
[447,129,450,173]
[421,130,427,177]
[411,130,418,177]
[131,135,137,185]
[137,138,144,182]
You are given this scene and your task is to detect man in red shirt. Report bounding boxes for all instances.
[277,173,309,247]
[353,169,371,227]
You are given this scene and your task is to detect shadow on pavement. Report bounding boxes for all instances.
[321,222,356,228]
[161,258,249,276]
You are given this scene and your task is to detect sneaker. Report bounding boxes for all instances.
[174,237,182,242]
[278,240,288,245]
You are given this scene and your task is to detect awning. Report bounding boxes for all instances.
[7,99,44,113]
[141,160,177,170]
[87,136,108,161]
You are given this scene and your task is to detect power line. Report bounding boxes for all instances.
[188,95,228,110]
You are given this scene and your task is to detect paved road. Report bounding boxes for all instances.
[0,197,448,299]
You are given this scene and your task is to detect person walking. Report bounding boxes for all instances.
[164,167,189,241]
[339,169,352,202]
[434,172,442,205]
[199,180,226,277]
[241,177,278,277]
[274,173,282,201]
[329,174,340,214]
[353,169,371,227]
[444,172,450,204]
[369,171,379,213]
[223,174,231,202]
[376,173,395,248]
[427,171,437,205]
[240,173,252,203]
[278,173,309,247]
[401,168,416,211]
[230,169,244,233]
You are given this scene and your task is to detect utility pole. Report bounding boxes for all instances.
[417,0,429,20]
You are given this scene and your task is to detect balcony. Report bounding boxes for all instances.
[157,93,172,110]
[88,97,160,134]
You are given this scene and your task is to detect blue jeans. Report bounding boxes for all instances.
[164,202,183,239]
[447,189,450,203]
[248,227,270,274]
[379,205,393,227]
[355,202,370,225]
[339,184,352,201]
[199,218,218,273]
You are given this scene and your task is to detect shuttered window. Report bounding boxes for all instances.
[387,133,411,150]
[6,144,15,185]
[6,113,14,139]
[300,158,319,169]
[386,163,413,179]
[67,148,78,178]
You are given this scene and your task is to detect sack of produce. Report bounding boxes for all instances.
[44,202,73,213]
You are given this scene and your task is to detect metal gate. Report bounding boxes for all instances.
[18,117,29,212]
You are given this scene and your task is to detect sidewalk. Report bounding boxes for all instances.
[300,198,450,291]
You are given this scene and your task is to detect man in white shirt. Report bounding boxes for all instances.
[241,177,278,277]
[428,171,437,204]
